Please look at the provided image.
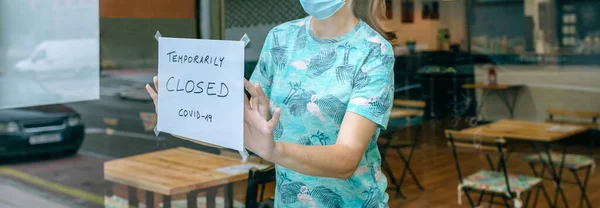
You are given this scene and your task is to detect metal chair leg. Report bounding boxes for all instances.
[540,143,569,208]
[524,189,533,208]
[503,196,511,208]
[489,193,495,208]
[539,165,546,179]
[380,145,404,198]
[539,184,553,208]
[476,190,485,206]
[532,186,540,208]
[396,125,424,191]
[396,148,424,190]
[582,166,593,208]
[464,189,476,208]
[572,167,593,208]
[528,162,539,177]
[558,183,569,208]
[528,161,546,179]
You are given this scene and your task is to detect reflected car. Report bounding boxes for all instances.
[0,105,85,158]
[14,39,99,76]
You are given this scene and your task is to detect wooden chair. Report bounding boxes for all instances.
[378,99,426,198]
[545,108,599,128]
[245,166,275,208]
[522,108,598,208]
[445,130,551,208]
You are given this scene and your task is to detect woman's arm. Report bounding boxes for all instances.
[242,37,394,181]
[266,112,377,179]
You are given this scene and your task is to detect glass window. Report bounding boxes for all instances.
[1,1,597,207]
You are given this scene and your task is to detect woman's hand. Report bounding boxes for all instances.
[145,76,281,159]
[244,79,281,160]
[145,76,159,113]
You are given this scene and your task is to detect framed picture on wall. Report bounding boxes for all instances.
[385,0,393,20]
[422,1,431,19]
[422,0,439,20]
[401,0,414,23]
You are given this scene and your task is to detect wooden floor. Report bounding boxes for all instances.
[382,141,599,207]
[115,121,599,207]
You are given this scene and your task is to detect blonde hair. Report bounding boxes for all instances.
[352,0,397,43]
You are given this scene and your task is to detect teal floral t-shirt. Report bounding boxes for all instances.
[249,17,395,208]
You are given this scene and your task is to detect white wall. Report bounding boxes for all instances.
[474,65,600,121]
[381,0,467,54]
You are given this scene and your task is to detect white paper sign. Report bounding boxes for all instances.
[156,37,245,155]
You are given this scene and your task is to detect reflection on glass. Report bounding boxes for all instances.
[0,0,99,109]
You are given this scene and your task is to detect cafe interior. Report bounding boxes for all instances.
[40,0,600,207]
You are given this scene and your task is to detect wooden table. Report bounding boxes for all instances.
[389,108,424,120]
[462,83,522,119]
[460,120,590,207]
[460,120,588,142]
[104,147,264,208]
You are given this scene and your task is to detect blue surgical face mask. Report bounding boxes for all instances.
[299,0,346,20]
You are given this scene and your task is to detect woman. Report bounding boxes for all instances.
[147,0,396,207]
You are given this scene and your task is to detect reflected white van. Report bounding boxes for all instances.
[15,39,99,75]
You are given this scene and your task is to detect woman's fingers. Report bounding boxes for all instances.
[244,79,258,98]
[153,76,159,92]
[255,83,266,98]
[253,83,271,116]
[244,79,261,111]
[251,83,263,112]
[267,108,281,130]
[254,83,267,106]
[243,91,252,112]
[145,84,158,107]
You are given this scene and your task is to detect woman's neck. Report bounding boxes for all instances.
[310,5,359,39]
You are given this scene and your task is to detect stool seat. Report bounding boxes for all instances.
[462,170,542,194]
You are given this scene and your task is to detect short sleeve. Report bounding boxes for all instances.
[346,46,395,130]
[249,30,275,97]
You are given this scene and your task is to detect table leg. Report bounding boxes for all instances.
[509,87,520,118]
[494,88,520,119]
[104,181,113,197]
[224,184,233,208]
[476,90,490,120]
[206,188,217,208]
[163,195,171,208]
[145,191,154,208]
[494,90,512,119]
[128,186,138,207]
[187,190,199,208]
